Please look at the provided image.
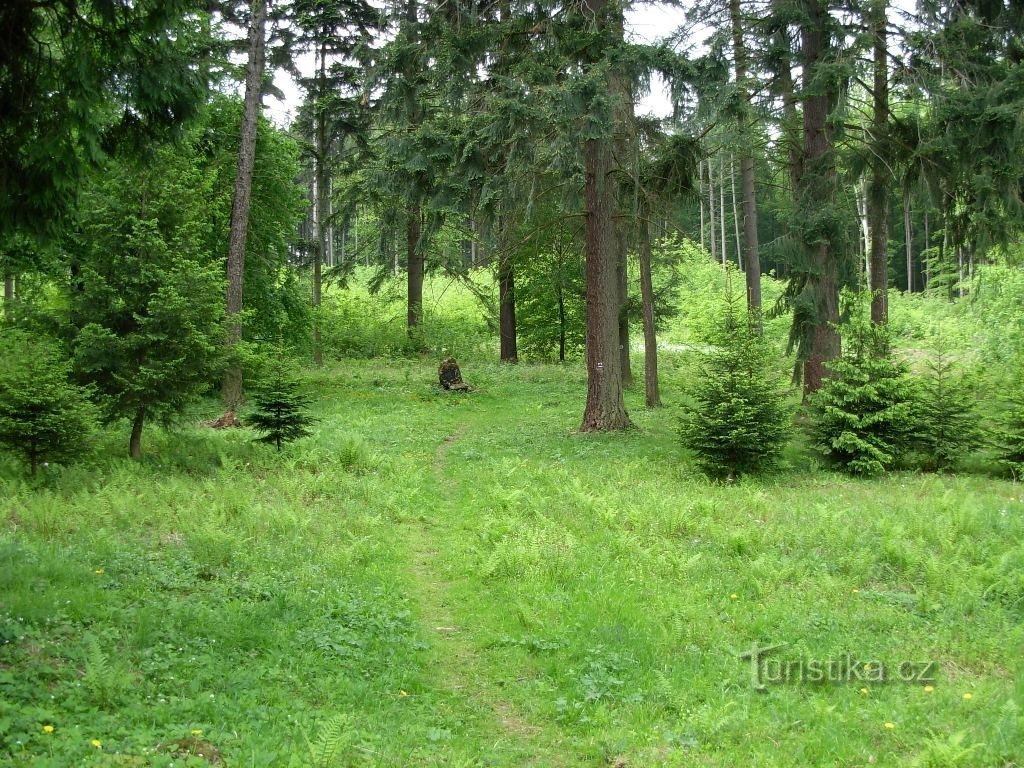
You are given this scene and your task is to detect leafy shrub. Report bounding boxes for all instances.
[680,288,793,480]
[0,330,97,474]
[811,293,915,476]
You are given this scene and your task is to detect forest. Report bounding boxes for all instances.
[1,0,1023,765]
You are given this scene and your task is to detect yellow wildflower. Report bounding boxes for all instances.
[924,685,935,693]
[963,692,973,701]
[730,594,738,600]
[94,568,104,575]
[859,688,869,696]
[191,729,202,737]
[884,723,895,730]
[91,739,102,748]
[42,725,54,734]
[399,690,409,697]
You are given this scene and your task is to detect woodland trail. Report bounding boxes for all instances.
[395,424,579,767]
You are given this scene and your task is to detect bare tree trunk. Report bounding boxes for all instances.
[868,0,889,324]
[3,274,12,318]
[313,39,328,367]
[800,0,841,396]
[638,203,660,407]
[924,209,930,290]
[407,205,423,331]
[730,156,742,271]
[557,280,567,363]
[719,154,727,266]
[129,409,145,460]
[699,160,706,252]
[729,0,762,312]
[903,184,913,292]
[498,222,518,362]
[222,0,267,410]
[708,159,718,263]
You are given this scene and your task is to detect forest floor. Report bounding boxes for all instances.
[1,357,1022,767]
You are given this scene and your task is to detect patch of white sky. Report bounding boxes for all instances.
[264,3,690,127]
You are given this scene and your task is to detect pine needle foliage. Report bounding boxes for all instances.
[909,344,981,471]
[810,294,914,476]
[996,377,1024,479]
[681,288,792,480]
[249,367,316,452]
[0,330,97,475]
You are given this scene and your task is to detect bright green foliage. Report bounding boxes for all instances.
[811,297,914,476]
[681,288,792,480]
[909,346,981,471]
[69,145,224,455]
[996,379,1024,479]
[248,367,315,451]
[0,331,96,474]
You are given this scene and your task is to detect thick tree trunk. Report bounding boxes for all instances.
[868,0,889,324]
[407,205,423,331]
[800,0,841,397]
[638,204,660,407]
[129,409,145,460]
[223,0,267,410]
[498,234,518,362]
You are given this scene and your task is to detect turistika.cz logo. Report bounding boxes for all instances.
[738,642,938,691]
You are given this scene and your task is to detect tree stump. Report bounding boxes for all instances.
[438,358,471,391]
[207,410,241,429]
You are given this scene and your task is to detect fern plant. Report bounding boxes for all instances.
[811,293,915,476]
[681,289,793,480]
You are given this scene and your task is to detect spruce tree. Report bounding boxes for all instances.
[681,287,792,480]
[910,345,980,471]
[0,331,97,475]
[249,368,315,451]
[810,293,913,475]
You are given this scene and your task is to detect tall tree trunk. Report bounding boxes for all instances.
[557,280,566,363]
[312,39,328,367]
[903,185,913,292]
[708,159,718,262]
[610,59,634,388]
[730,156,742,270]
[800,0,841,396]
[699,160,706,253]
[868,0,889,324]
[730,0,762,312]
[223,0,267,410]
[129,409,145,460]
[581,134,632,430]
[719,155,727,266]
[498,222,518,362]
[638,202,660,407]
[407,205,423,331]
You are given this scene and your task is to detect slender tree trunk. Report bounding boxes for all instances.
[699,160,706,252]
[557,281,566,362]
[903,184,913,292]
[3,274,12,318]
[731,156,742,270]
[708,159,718,263]
[610,59,634,388]
[924,209,930,289]
[312,40,328,367]
[719,154,727,266]
[730,0,762,312]
[868,0,889,324]
[129,409,145,460]
[800,0,841,396]
[498,221,518,362]
[638,203,660,407]
[223,0,267,410]
[407,205,423,331]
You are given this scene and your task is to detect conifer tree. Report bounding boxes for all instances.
[681,285,792,479]
[910,345,980,471]
[0,331,97,475]
[249,367,315,451]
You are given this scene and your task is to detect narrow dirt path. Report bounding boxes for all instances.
[401,425,576,767]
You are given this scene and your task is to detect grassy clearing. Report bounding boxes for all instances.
[2,357,1022,766]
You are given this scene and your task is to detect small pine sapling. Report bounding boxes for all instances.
[249,368,316,451]
[996,376,1024,479]
[811,293,914,476]
[910,343,981,471]
[681,289,793,480]
[0,331,97,474]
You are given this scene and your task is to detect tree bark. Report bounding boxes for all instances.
[903,184,913,292]
[223,0,267,410]
[498,228,518,362]
[868,0,889,324]
[638,203,660,407]
[129,409,145,460]
[800,0,841,396]
[312,38,328,366]
[3,274,12,318]
[407,204,423,331]
[708,159,718,262]
[581,133,632,431]
[719,154,727,266]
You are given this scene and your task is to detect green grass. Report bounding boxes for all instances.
[2,357,1022,766]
